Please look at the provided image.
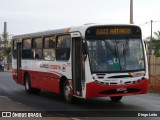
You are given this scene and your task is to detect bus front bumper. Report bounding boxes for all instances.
[86,78,148,98]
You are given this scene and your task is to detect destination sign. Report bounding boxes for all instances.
[85,26,141,39]
[96,28,131,35]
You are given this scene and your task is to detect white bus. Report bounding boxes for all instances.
[12,24,148,103]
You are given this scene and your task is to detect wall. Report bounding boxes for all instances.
[148,55,160,93]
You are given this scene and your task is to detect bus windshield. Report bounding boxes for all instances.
[87,39,145,73]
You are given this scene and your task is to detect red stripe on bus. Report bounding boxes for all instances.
[12,69,62,94]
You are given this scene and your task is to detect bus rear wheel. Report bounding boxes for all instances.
[24,74,40,94]
[110,96,122,102]
[63,80,74,103]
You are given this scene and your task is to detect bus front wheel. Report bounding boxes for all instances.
[110,96,122,102]
[24,74,40,94]
[63,80,74,103]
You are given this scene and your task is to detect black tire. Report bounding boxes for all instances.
[24,74,40,94]
[63,80,74,103]
[110,96,122,102]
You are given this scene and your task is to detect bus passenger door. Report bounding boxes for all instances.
[17,42,22,83]
[72,36,84,96]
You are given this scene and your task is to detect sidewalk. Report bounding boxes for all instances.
[4,68,12,73]
[0,95,70,120]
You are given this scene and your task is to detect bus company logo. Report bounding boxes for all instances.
[62,64,66,72]
[50,65,61,70]
[40,64,62,70]
[40,64,49,69]
[2,112,42,118]
[2,112,11,117]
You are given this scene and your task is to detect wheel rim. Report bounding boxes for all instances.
[64,83,71,101]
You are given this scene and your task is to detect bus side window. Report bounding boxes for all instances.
[12,40,17,59]
[43,36,55,61]
[56,35,71,61]
[33,49,42,59]
[32,37,42,60]
[22,50,33,59]
[43,49,55,60]
[22,38,33,59]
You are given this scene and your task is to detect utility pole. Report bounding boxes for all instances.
[148,20,153,82]
[150,20,153,54]
[151,20,153,41]
[130,0,134,24]
[3,22,8,48]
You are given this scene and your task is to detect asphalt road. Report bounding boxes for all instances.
[0,72,160,120]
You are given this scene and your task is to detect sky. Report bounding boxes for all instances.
[0,0,160,39]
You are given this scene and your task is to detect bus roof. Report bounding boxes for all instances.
[12,24,140,40]
[12,28,67,39]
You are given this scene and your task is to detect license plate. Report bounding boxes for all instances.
[117,87,127,92]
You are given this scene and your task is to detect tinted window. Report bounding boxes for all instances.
[43,36,55,61]
[56,35,71,61]
[43,49,55,61]
[13,40,17,49]
[23,39,31,49]
[57,35,70,48]
[32,49,42,59]
[44,36,55,48]
[33,38,42,49]
[22,39,32,59]
[22,50,33,59]
[12,40,17,59]
[12,50,17,59]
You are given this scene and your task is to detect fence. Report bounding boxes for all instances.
[148,55,160,93]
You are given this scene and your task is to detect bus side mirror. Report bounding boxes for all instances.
[82,42,88,55]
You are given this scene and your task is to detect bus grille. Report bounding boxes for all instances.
[96,74,105,79]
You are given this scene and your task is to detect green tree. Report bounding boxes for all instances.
[153,31,160,56]
[146,31,160,56]
[156,49,160,57]
[3,47,11,70]
[154,31,160,40]
[0,55,3,59]
[1,32,9,48]
[0,31,12,70]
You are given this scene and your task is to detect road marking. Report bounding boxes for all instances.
[0,95,9,99]
[0,95,20,104]
[0,95,13,101]
[71,118,81,120]
[54,112,65,117]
